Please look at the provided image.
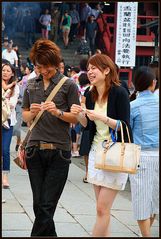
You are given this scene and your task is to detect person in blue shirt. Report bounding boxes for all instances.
[84,15,98,55]
[129,66,159,237]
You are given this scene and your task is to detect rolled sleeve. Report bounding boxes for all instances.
[22,87,30,109]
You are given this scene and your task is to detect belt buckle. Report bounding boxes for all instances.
[39,142,56,150]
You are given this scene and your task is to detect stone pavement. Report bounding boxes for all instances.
[2,128,159,237]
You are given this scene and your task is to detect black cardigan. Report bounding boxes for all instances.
[85,85,133,149]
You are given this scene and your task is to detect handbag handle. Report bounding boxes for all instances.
[120,121,131,143]
[110,120,131,143]
[29,76,68,131]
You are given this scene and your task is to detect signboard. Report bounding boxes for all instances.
[115,2,138,67]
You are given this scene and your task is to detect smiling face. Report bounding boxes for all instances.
[87,63,109,87]
[35,64,56,79]
[2,64,14,83]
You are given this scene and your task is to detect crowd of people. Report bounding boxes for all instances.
[2,3,104,53]
[2,3,159,237]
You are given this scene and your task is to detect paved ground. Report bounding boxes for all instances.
[2,127,159,237]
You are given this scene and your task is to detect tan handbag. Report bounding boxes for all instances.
[95,121,141,174]
[13,76,68,170]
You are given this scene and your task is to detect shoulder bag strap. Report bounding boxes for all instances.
[29,76,68,131]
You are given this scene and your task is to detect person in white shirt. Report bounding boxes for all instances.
[2,62,19,189]
[89,3,103,19]
[39,9,51,39]
[2,43,18,67]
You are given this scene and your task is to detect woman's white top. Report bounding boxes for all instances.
[9,84,20,126]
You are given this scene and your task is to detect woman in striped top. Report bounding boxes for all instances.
[129,66,159,237]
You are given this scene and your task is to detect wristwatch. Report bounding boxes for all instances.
[57,110,64,118]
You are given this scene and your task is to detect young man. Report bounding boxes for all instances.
[22,39,80,237]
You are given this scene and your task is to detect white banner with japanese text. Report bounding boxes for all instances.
[115,2,138,67]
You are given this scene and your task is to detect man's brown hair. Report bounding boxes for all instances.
[30,39,62,68]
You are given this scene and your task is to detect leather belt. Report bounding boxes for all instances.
[39,143,57,150]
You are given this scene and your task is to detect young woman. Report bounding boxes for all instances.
[2,62,19,188]
[129,66,159,237]
[60,10,72,48]
[71,53,132,236]
[39,9,51,40]
[13,64,34,151]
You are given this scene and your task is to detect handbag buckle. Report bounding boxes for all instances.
[102,140,115,152]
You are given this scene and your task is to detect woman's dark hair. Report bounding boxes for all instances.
[87,54,120,102]
[130,66,156,101]
[133,66,156,91]
[30,39,61,67]
[26,63,34,72]
[60,58,65,64]
[78,73,90,87]
[71,67,80,74]
[2,59,10,65]
[149,60,159,90]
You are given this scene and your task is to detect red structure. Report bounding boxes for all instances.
[96,2,159,87]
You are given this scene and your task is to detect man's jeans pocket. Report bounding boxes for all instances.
[59,150,71,164]
[26,146,37,159]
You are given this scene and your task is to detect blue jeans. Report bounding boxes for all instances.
[26,146,71,236]
[87,37,96,55]
[2,122,13,172]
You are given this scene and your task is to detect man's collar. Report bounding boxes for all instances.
[35,71,65,84]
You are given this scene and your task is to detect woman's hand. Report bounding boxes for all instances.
[86,109,102,121]
[71,104,87,127]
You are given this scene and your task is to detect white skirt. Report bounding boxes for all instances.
[87,145,128,190]
[129,149,159,220]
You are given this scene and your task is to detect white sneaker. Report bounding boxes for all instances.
[2,199,6,203]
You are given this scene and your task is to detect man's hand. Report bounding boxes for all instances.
[30,103,41,117]
[70,104,84,115]
[41,101,59,116]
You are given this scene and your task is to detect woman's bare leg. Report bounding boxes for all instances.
[92,185,118,237]
[150,214,156,227]
[137,219,151,237]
